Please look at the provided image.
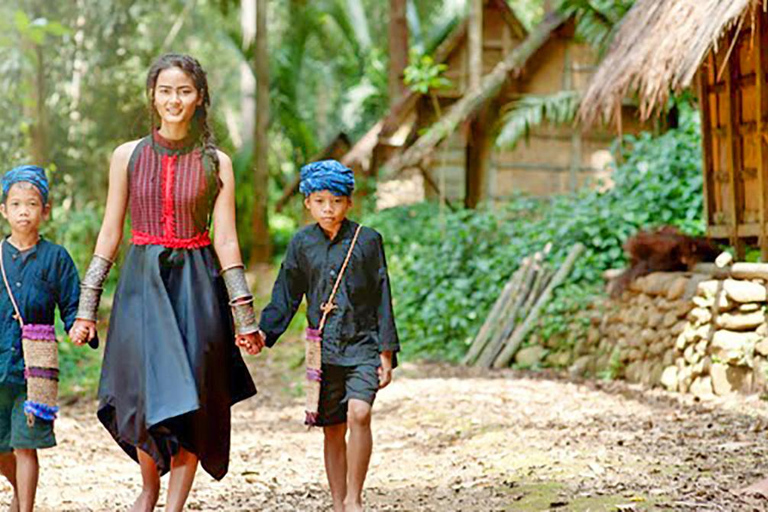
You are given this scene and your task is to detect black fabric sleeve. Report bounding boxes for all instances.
[373,234,400,364]
[56,248,81,333]
[258,236,307,347]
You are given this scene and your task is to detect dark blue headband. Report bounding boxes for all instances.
[299,160,355,197]
[2,165,49,203]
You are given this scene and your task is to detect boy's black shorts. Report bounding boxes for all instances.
[317,363,379,427]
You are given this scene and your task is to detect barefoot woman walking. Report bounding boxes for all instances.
[71,54,260,511]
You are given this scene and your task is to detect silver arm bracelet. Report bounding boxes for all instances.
[76,254,113,321]
[231,296,258,336]
[221,265,258,335]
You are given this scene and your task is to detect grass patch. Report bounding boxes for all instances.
[501,481,661,511]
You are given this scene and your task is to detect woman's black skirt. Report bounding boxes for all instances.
[97,244,256,480]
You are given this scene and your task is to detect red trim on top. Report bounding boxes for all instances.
[131,230,212,249]
[161,154,178,238]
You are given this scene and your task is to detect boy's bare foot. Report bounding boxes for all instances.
[737,477,768,498]
[343,498,364,512]
[129,488,159,512]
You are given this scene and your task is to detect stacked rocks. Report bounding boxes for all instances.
[663,276,768,398]
[581,272,699,387]
[577,265,768,398]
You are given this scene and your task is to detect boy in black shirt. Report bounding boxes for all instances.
[257,159,400,512]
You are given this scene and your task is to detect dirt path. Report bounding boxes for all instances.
[3,338,768,511]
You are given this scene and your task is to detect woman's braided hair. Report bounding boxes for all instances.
[146,53,220,186]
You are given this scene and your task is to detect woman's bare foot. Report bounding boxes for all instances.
[129,488,159,512]
[738,477,768,498]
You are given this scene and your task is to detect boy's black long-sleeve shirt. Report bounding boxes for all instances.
[259,219,400,367]
[0,238,80,385]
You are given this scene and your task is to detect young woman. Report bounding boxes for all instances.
[71,54,260,512]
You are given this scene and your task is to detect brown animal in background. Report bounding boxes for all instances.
[610,226,720,297]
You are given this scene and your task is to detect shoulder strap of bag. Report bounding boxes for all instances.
[318,224,363,332]
[0,240,24,328]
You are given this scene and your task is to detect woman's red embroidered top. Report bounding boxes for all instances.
[128,131,218,249]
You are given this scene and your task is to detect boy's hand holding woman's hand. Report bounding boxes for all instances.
[70,319,269,354]
[236,329,266,355]
[70,319,97,346]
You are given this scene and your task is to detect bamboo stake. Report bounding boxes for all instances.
[520,266,553,321]
[518,245,552,320]
[477,251,541,368]
[482,263,553,368]
[492,243,585,368]
[462,265,523,365]
[483,259,534,355]
[473,270,529,366]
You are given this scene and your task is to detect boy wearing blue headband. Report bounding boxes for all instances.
[258,159,400,512]
[0,165,81,511]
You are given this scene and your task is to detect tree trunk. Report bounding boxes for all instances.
[467,0,483,92]
[25,41,48,166]
[465,101,496,208]
[241,0,257,145]
[381,12,565,178]
[251,0,272,264]
[388,0,408,106]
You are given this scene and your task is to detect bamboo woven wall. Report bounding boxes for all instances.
[698,13,768,258]
[488,33,643,199]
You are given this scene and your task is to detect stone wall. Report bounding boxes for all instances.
[574,269,768,398]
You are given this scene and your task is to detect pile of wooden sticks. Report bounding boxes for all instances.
[463,243,584,368]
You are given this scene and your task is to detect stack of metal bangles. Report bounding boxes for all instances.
[221,264,258,336]
[76,254,114,322]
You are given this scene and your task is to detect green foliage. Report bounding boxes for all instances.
[59,339,102,398]
[403,50,452,95]
[496,91,581,148]
[558,0,635,52]
[365,108,703,361]
[507,0,546,31]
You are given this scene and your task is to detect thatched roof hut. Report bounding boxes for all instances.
[581,0,768,259]
[339,7,643,209]
[580,0,757,124]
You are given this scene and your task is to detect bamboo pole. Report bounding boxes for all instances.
[468,0,482,92]
[725,36,745,259]
[493,243,585,368]
[462,265,523,365]
[473,263,532,366]
[520,267,553,321]
[517,244,552,320]
[477,252,541,368]
[483,266,553,368]
[697,54,715,240]
[756,12,768,260]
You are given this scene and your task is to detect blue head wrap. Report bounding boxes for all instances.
[2,165,49,203]
[299,160,355,197]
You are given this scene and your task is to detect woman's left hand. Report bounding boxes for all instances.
[70,319,97,346]
[236,331,265,355]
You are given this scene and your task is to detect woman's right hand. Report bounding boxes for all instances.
[70,319,97,346]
